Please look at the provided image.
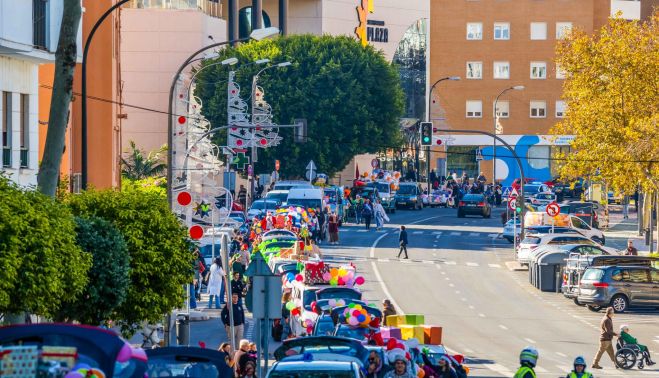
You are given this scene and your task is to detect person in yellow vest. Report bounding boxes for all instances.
[566,356,593,378]
[514,346,539,378]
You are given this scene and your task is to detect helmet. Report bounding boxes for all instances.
[574,356,586,368]
[520,346,539,367]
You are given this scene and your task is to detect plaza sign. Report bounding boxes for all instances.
[355,0,389,46]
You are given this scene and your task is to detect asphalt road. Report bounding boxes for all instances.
[321,205,659,377]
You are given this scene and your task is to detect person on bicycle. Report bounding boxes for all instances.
[514,346,539,378]
[566,356,593,378]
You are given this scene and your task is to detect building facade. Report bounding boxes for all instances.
[429,0,642,186]
[1,0,78,187]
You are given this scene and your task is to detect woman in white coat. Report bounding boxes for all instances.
[374,199,390,231]
[207,257,225,309]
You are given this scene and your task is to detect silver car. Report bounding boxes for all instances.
[577,265,659,313]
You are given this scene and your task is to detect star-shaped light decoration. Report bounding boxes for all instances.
[194,201,211,218]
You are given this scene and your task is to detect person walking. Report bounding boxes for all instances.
[237,185,247,208]
[207,258,225,309]
[230,272,246,306]
[354,195,364,224]
[591,307,617,369]
[328,211,340,245]
[382,299,397,325]
[373,199,390,230]
[514,347,539,378]
[221,293,245,351]
[362,199,374,230]
[566,356,592,378]
[397,226,409,259]
[623,239,638,256]
[621,195,630,219]
[232,339,254,378]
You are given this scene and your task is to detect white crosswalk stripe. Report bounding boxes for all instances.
[450,232,461,236]
[412,231,424,234]
[433,231,443,235]
[488,263,502,268]
[444,261,457,265]
[469,232,479,237]
[466,262,479,267]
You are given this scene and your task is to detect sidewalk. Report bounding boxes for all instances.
[602,205,656,254]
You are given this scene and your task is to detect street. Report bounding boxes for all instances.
[319,206,659,377]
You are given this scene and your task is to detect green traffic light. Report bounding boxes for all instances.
[516,207,522,213]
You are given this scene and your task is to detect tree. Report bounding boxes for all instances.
[194,35,404,177]
[551,12,659,194]
[121,140,167,180]
[0,175,91,319]
[55,217,130,325]
[66,186,192,334]
[37,0,82,197]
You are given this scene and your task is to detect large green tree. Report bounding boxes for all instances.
[67,187,192,334]
[0,175,91,319]
[121,141,167,180]
[194,35,404,177]
[55,216,131,325]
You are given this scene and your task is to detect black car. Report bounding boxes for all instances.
[457,194,491,218]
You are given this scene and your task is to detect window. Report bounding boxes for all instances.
[627,269,649,283]
[651,269,659,283]
[556,101,566,118]
[556,22,573,39]
[20,94,29,168]
[530,62,547,79]
[530,22,547,40]
[2,92,11,167]
[466,61,482,79]
[493,100,510,118]
[555,64,566,79]
[494,22,510,40]
[466,23,482,40]
[493,61,510,79]
[530,100,546,118]
[466,100,482,118]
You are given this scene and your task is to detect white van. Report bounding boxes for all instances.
[273,180,314,191]
[286,188,323,210]
[524,212,605,244]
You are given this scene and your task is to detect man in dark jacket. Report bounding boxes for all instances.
[230,272,246,305]
[624,239,638,256]
[221,293,245,351]
[382,299,397,325]
[591,307,617,369]
[397,226,409,259]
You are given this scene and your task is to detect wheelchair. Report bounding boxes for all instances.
[615,337,646,369]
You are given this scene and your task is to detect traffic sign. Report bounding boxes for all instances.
[510,187,519,197]
[305,160,317,181]
[475,149,483,161]
[546,202,560,217]
[508,198,517,211]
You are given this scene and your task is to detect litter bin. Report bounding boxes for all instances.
[176,313,190,346]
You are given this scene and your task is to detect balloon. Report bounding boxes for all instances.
[307,326,314,334]
[337,299,345,306]
[338,268,347,277]
[285,301,296,311]
[295,274,304,282]
[322,272,331,281]
[348,303,356,309]
[287,273,295,282]
[352,310,361,317]
[355,276,365,285]
[291,308,300,316]
[329,278,338,286]
[337,277,345,286]
[328,299,337,307]
[357,314,366,322]
[353,304,362,310]
[330,268,339,277]
[348,317,359,326]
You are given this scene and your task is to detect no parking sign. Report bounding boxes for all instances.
[546,202,560,217]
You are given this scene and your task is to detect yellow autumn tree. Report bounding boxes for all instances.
[552,12,659,194]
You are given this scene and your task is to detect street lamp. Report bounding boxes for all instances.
[167,27,280,207]
[426,76,460,190]
[493,85,524,185]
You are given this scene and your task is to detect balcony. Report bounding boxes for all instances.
[2,147,10,168]
[33,0,48,49]
[20,148,28,168]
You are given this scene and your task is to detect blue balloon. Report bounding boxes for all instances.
[357,314,366,323]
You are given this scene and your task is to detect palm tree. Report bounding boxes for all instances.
[121,141,167,180]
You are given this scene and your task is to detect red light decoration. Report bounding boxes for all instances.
[177,191,192,206]
[177,116,186,124]
[189,225,204,240]
[260,139,267,146]
[237,140,243,146]
[436,139,443,145]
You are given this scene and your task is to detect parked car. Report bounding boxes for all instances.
[577,264,659,313]
[517,233,598,266]
[247,199,280,218]
[523,183,552,201]
[146,347,233,378]
[502,219,521,243]
[395,183,424,210]
[530,192,556,207]
[367,181,396,212]
[457,193,491,218]
[267,355,362,378]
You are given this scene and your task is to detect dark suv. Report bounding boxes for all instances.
[577,265,659,313]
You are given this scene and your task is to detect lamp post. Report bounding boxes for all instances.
[167,27,280,208]
[493,85,524,186]
[426,76,459,191]
[248,62,292,207]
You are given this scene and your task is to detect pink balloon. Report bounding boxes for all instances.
[348,317,359,326]
[322,272,331,281]
[355,276,365,285]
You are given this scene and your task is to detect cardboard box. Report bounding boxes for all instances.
[400,325,415,340]
[386,314,406,327]
[405,314,425,326]
[422,325,443,345]
[380,326,402,340]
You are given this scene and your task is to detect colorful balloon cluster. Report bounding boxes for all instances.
[64,363,105,378]
[321,266,365,287]
[284,297,303,316]
[342,303,372,328]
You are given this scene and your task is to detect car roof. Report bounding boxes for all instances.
[267,190,290,194]
[271,359,356,371]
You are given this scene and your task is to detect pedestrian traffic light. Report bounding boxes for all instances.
[420,122,433,146]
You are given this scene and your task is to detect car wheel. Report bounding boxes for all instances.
[587,305,602,312]
[573,297,586,307]
[611,294,628,313]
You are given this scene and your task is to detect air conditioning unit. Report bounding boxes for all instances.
[71,173,82,194]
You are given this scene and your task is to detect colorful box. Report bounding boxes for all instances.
[0,345,39,378]
[380,326,402,340]
[400,325,415,340]
[422,325,443,345]
[405,314,425,326]
[385,314,406,327]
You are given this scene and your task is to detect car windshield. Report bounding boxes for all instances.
[582,268,604,281]
[522,236,541,244]
[523,185,541,193]
[267,192,289,202]
[250,201,277,210]
[397,185,416,194]
[314,320,336,336]
[375,183,390,193]
[336,326,368,341]
[287,199,322,209]
[269,370,355,378]
[463,194,484,201]
[148,358,220,378]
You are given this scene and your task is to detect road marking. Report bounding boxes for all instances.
[466,262,479,267]
[378,258,390,263]
[422,260,434,264]
[444,261,457,265]
[432,231,443,235]
[450,232,461,236]
[478,313,486,318]
[468,305,475,310]
[412,231,423,234]
[498,324,508,330]
[488,263,502,268]
[483,363,513,377]
[524,337,536,344]
[449,283,455,287]
[556,352,567,357]
[357,229,368,232]
[469,232,479,237]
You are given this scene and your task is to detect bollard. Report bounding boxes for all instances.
[176,313,190,346]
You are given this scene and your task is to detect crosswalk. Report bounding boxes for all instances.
[342,228,503,240]
[322,254,504,270]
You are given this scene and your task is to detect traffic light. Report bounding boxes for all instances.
[420,122,433,146]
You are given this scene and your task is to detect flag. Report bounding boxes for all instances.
[355,163,360,179]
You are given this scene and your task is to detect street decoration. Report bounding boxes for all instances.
[252,85,282,148]
[194,201,211,218]
[231,152,250,170]
[189,225,203,240]
[227,71,252,149]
